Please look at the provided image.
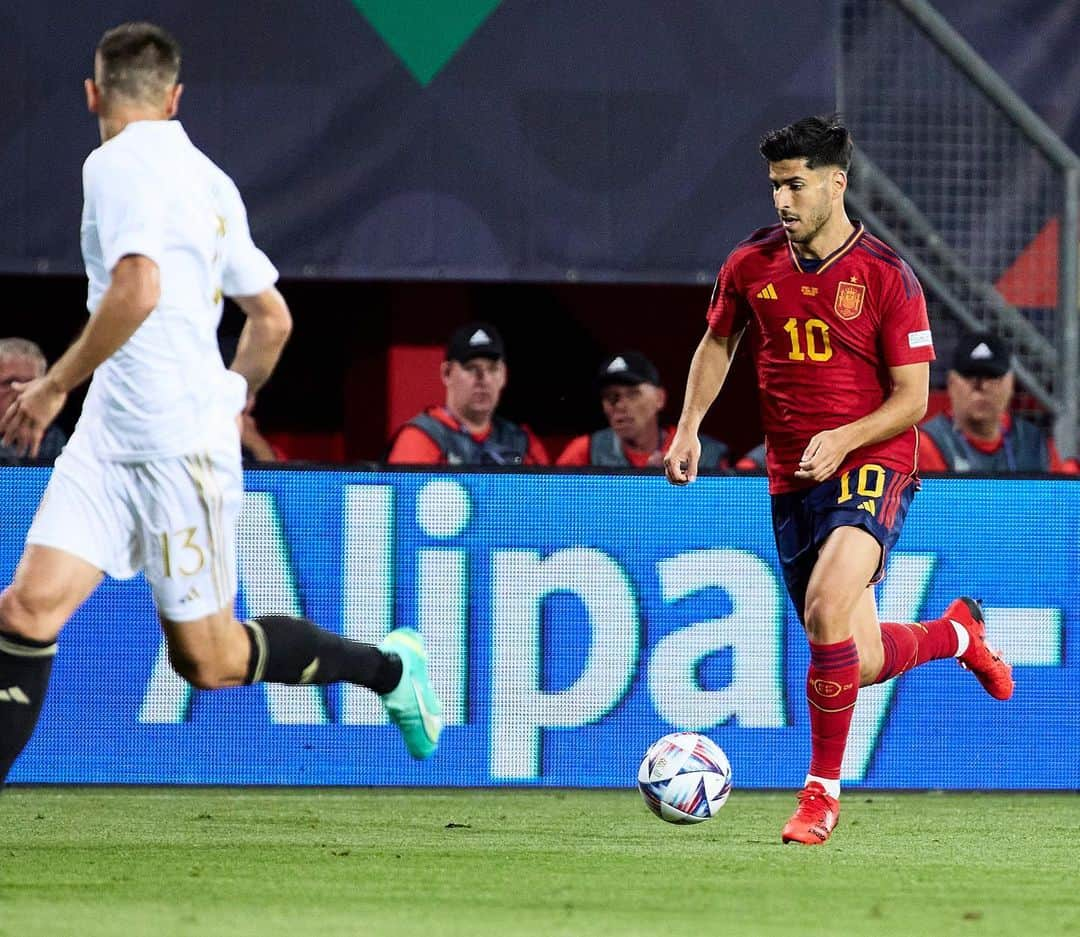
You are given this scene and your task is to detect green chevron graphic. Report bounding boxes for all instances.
[350,0,502,86]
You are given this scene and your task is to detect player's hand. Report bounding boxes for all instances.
[794,428,851,482]
[664,429,701,486]
[0,376,67,458]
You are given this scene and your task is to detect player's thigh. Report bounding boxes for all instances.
[25,435,148,580]
[802,525,882,641]
[0,544,104,642]
[6,444,124,640]
[161,605,250,689]
[129,451,243,626]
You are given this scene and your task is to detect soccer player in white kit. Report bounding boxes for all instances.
[0,22,442,783]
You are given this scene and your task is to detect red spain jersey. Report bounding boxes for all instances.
[707,222,934,493]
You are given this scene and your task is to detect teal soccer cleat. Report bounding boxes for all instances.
[379,628,443,760]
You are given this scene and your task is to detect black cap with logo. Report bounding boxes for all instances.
[446,322,505,364]
[595,351,662,389]
[951,332,1012,378]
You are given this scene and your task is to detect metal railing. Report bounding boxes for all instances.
[837,0,1080,455]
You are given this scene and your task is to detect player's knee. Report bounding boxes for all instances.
[0,584,63,641]
[167,647,236,690]
[0,588,19,632]
[802,592,849,643]
[856,640,884,685]
[858,655,882,686]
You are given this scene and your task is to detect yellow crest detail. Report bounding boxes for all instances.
[811,679,844,698]
[834,281,866,320]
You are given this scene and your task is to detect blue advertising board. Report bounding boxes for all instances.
[2,468,1076,788]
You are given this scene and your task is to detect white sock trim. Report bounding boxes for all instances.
[0,633,57,658]
[805,774,841,799]
[950,619,970,658]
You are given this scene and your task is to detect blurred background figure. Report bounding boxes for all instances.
[920,332,1077,474]
[735,441,766,472]
[557,351,728,469]
[0,338,68,464]
[220,334,288,464]
[386,321,549,466]
[240,393,288,463]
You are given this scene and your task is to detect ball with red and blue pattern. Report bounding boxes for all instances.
[637,732,732,824]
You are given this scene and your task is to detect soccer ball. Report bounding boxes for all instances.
[637,732,732,824]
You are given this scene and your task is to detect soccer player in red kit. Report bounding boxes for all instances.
[665,116,1013,845]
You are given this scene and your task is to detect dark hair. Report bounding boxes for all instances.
[759,115,853,171]
[96,22,181,101]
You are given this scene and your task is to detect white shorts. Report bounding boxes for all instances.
[27,436,243,622]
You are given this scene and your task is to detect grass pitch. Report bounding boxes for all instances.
[1,788,1077,937]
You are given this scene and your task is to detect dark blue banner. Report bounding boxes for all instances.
[3,468,1076,788]
[3,3,1076,282]
[1,2,834,282]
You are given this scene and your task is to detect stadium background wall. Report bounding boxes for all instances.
[4,467,1076,789]
[3,2,1076,283]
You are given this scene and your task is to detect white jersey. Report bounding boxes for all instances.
[77,120,277,460]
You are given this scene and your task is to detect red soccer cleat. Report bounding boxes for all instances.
[781,782,840,845]
[947,597,1014,701]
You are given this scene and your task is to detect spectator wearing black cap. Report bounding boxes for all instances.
[919,332,1077,474]
[557,351,729,468]
[386,321,549,466]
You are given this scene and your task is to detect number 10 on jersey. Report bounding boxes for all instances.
[783,317,832,362]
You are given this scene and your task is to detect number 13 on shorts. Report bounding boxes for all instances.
[159,526,206,578]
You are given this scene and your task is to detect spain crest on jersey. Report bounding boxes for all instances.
[834,279,866,320]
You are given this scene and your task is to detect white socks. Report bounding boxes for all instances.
[951,619,971,657]
[806,774,841,799]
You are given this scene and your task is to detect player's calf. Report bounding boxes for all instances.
[871,598,1014,700]
[0,622,57,785]
[241,615,402,692]
[240,616,439,759]
[0,550,102,784]
[167,646,248,689]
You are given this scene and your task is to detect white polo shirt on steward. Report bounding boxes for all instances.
[77,119,277,461]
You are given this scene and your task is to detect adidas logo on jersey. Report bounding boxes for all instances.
[756,283,778,300]
[856,500,877,516]
[0,686,30,704]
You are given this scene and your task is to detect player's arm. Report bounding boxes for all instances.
[0,254,159,457]
[796,361,929,482]
[229,287,293,396]
[664,328,743,486]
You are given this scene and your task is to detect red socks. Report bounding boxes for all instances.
[806,638,860,781]
[875,622,918,683]
[873,617,961,684]
[805,617,964,783]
